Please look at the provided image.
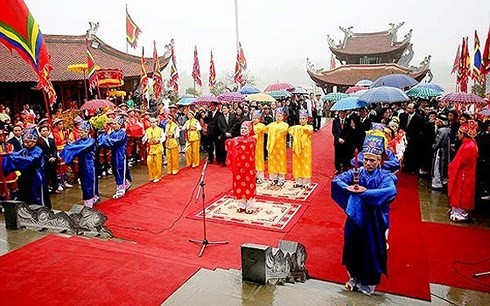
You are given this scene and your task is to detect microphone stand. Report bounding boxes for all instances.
[189,158,228,257]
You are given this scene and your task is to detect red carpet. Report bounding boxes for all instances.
[2,121,488,303]
[424,222,490,293]
[0,235,199,305]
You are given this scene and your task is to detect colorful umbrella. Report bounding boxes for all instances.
[441,92,487,105]
[415,83,444,93]
[239,86,260,95]
[345,86,367,94]
[218,92,245,103]
[245,93,276,103]
[176,97,196,106]
[405,87,441,99]
[195,93,219,106]
[264,82,294,92]
[80,99,115,110]
[322,92,348,102]
[267,90,292,99]
[371,74,418,89]
[355,79,373,87]
[331,97,368,111]
[359,86,410,104]
[290,87,308,94]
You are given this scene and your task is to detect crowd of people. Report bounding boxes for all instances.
[331,98,490,222]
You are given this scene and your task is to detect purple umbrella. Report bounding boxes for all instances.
[371,74,418,89]
[195,93,219,106]
[218,92,245,103]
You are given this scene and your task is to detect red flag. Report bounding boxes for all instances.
[451,44,460,74]
[234,49,243,86]
[140,47,149,94]
[85,38,98,89]
[209,49,216,88]
[481,26,490,76]
[458,37,470,92]
[126,5,142,49]
[169,43,179,92]
[0,0,56,105]
[330,53,337,70]
[152,41,163,98]
[192,46,202,86]
[238,42,247,70]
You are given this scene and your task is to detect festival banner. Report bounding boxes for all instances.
[0,0,57,104]
[126,5,142,49]
[169,43,179,92]
[472,30,482,84]
[458,37,470,92]
[85,37,98,89]
[152,41,163,98]
[451,44,460,74]
[481,26,490,76]
[140,47,149,94]
[192,46,202,86]
[209,49,216,88]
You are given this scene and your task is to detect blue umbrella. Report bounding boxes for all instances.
[355,79,373,87]
[331,97,368,111]
[176,97,196,106]
[323,92,348,102]
[371,74,418,89]
[268,90,292,99]
[414,83,444,93]
[359,86,410,104]
[239,86,260,95]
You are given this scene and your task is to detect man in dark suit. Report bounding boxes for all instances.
[204,102,222,164]
[358,107,372,133]
[37,125,60,193]
[217,104,236,165]
[332,110,350,174]
[399,103,425,174]
[8,124,24,152]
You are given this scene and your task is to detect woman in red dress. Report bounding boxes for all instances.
[225,121,257,213]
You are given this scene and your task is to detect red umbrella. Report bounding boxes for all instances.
[345,86,367,94]
[264,82,294,92]
[441,93,486,105]
[195,93,219,106]
[80,99,116,110]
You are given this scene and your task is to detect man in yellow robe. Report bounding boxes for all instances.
[288,110,314,188]
[165,114,180,175]
[183,111,202,168]
[252,110,267,184]
[143,118,165,182]
[266,108,289,186]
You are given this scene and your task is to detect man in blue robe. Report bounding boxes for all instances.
[97,115,132,199]
[332,133,398,295]
[2,125,51,208]
[60,121,99,207]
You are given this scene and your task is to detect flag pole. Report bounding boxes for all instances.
[125,4,128,54]
[234,0,240,49]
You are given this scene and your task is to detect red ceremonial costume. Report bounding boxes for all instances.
[225,121,257,213]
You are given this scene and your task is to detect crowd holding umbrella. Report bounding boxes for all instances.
[267,90,292,99]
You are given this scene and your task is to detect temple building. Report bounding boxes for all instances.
[307,22,431,92]
[0,32,171,113]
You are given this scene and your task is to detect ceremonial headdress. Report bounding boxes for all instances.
[188,110,195,117]
[53,118,64,126]
[73,116,83,124]
[252,110,262,118]
[79,120,91,132]
[150,117,158,123]
[274,107,285,116]
[299,109,309,118]
[22,125,39,141]
[112,115,125,126]
[459,120,477,138]
[241,121,253,136]
[370,122,386,132]
[362,134,385,157]
[37,118,49,127]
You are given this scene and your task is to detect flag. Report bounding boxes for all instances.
[169,43,179,92]
[192,46,202,86]
[234,49,243,86]
[140,47,149,94]
[330,53,337,70]
[152,41,163,98]
[451,45,460,74]
[458,37,470,92]
[472,30,482,84]
[238,42,247,70]
[209,49,216,88]
[481,26,490,76]
[85,38,98,89]
[0,0,56,104]
[126,5,142,49]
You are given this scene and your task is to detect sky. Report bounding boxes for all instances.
[25,0,490,93]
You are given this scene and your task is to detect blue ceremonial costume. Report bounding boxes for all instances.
[60,134,98,207]
[331,133,398,294]
[2,128,50,208]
